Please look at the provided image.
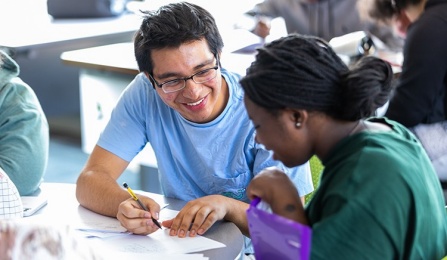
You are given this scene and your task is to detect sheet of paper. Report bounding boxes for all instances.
[103,251,209,260]
[75,208,225,254]
[91,228,225,255]
[75,206,174,237]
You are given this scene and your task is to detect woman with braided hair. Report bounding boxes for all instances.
[241,34,447,258]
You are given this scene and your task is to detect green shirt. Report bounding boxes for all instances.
[306,118,447,259]
[0,50,49,195]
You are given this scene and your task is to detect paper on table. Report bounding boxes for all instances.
[76,208,225,254]
[93,228,225,255]
[103,252,209,260]
[75,205,172,236]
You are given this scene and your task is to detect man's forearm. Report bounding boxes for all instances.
[224,198,251,237]
[76,171,129,217]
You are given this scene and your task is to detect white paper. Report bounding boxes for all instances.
[103,251,209,260]
[92,228,225,255]
[75,208,225,254]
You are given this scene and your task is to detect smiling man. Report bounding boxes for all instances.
[75,1,312,254]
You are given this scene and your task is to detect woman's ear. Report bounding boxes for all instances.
[285,109,308,128]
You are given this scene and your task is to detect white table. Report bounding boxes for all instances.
[25,183,244,260]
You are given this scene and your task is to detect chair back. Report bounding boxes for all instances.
[305,156,324,204]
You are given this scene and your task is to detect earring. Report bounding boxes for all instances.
[295,122,301,128]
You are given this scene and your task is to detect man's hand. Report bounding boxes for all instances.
[161,195,230,238]
[253,19,271,39]
[117,197,161,235]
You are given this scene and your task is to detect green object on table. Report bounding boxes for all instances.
[305,156,324,204]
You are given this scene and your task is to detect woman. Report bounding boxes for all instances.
[240,34,447,258]
[360,0,447,181]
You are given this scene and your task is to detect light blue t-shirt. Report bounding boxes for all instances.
[98,68,313,202]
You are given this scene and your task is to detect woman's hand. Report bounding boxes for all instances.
[247,167,308,225]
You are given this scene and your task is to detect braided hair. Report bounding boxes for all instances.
[240,34,394,121]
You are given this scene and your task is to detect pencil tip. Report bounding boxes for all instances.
[123,182,128,188]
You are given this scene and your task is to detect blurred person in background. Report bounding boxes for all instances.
[359,0,447,183]
[0,50,49,196]
[246,0,404,51]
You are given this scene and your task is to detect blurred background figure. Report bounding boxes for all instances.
[358,0,447,183]
[245,0,404,51]
[0,221,102,259]
[0,50,49,196]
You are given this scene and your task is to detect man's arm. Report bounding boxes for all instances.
[76,145,131,217]
[161,195,251,237]
[224,198,251,236]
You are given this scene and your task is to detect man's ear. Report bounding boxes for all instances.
[216,51,222,67]
[394,10,411,38]
[144,72,156,89]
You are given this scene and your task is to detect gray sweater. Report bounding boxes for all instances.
[249,0,404,51]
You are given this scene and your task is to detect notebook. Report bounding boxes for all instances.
[21,191,48,217]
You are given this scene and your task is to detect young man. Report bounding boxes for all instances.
[76,1,312,242]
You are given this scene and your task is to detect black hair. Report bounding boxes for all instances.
[366,0,422,23]
[134,2,224,74]
[240,34,395,121]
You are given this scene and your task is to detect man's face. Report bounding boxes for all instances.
[149,39,227,123]
[391,10,411,39]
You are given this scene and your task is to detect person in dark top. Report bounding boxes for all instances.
[362,0,447,181]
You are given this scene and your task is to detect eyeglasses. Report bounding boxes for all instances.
[150,60,219,94]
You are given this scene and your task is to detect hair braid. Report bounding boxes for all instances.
[241,34,394,121]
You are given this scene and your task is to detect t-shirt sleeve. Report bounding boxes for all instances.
[97,74,151,162]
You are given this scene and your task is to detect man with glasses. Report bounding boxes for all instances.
[76,2,312,253]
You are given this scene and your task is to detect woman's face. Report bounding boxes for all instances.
[244,95,311,167]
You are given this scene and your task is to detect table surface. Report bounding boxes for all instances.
[0,0,263,51]
[0,14,142,50]
[61,41,258,77]
[25,183,244,260]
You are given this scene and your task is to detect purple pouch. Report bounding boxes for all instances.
[246,197,312,260]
